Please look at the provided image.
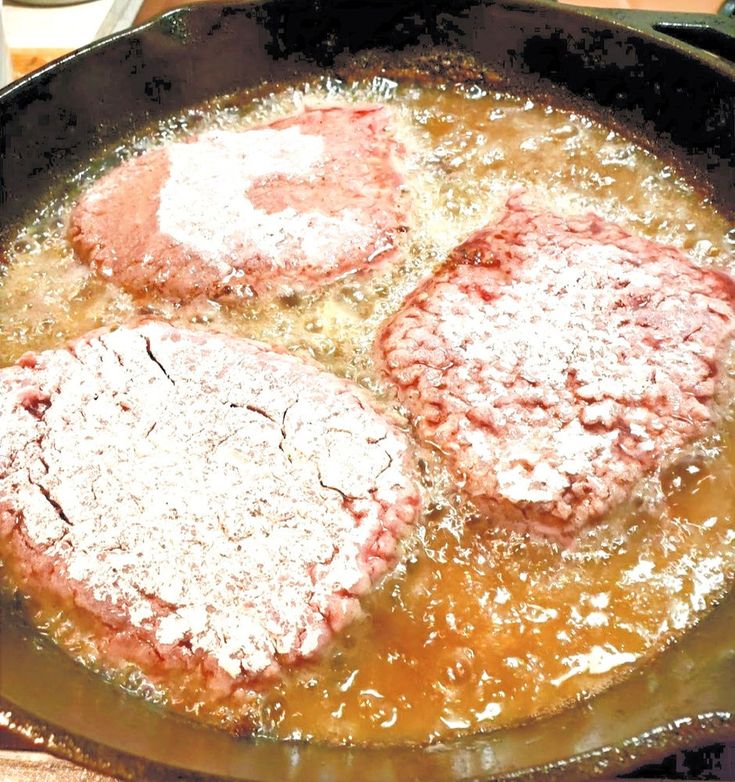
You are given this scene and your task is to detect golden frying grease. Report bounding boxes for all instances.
[1,75,734,745]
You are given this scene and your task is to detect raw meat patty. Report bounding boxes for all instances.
[0,322,420,694]
[376,194,735,541]
[69,105,406,301]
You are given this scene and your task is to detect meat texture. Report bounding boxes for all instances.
[69,105,406,301]
[377,194,735,540]
[0,323,420,695]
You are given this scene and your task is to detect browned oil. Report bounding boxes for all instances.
[1,75,734,745]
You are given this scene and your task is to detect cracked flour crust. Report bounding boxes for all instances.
[69,105,407,302]
[0,322,420,692]
[376,194,735,541]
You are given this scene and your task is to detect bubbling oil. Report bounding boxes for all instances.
[1,74,735,745]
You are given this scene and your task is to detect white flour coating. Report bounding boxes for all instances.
[378,198,735,538]
[0,323,419,680]
[434,244,659,506]
[69,105,407,301]
[158,130,375,268]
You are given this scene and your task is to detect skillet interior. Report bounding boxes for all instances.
[0,1,734,779]
[1,586,734,781]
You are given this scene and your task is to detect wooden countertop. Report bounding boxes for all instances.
[2,0,731,778]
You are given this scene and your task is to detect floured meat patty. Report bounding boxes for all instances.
[377,194,735,541]
[0,322,420,695]
[69,105,406,301]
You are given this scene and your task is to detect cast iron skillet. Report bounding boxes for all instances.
[1,1,735,779]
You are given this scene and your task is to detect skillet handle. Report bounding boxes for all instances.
[565,1,735,64]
